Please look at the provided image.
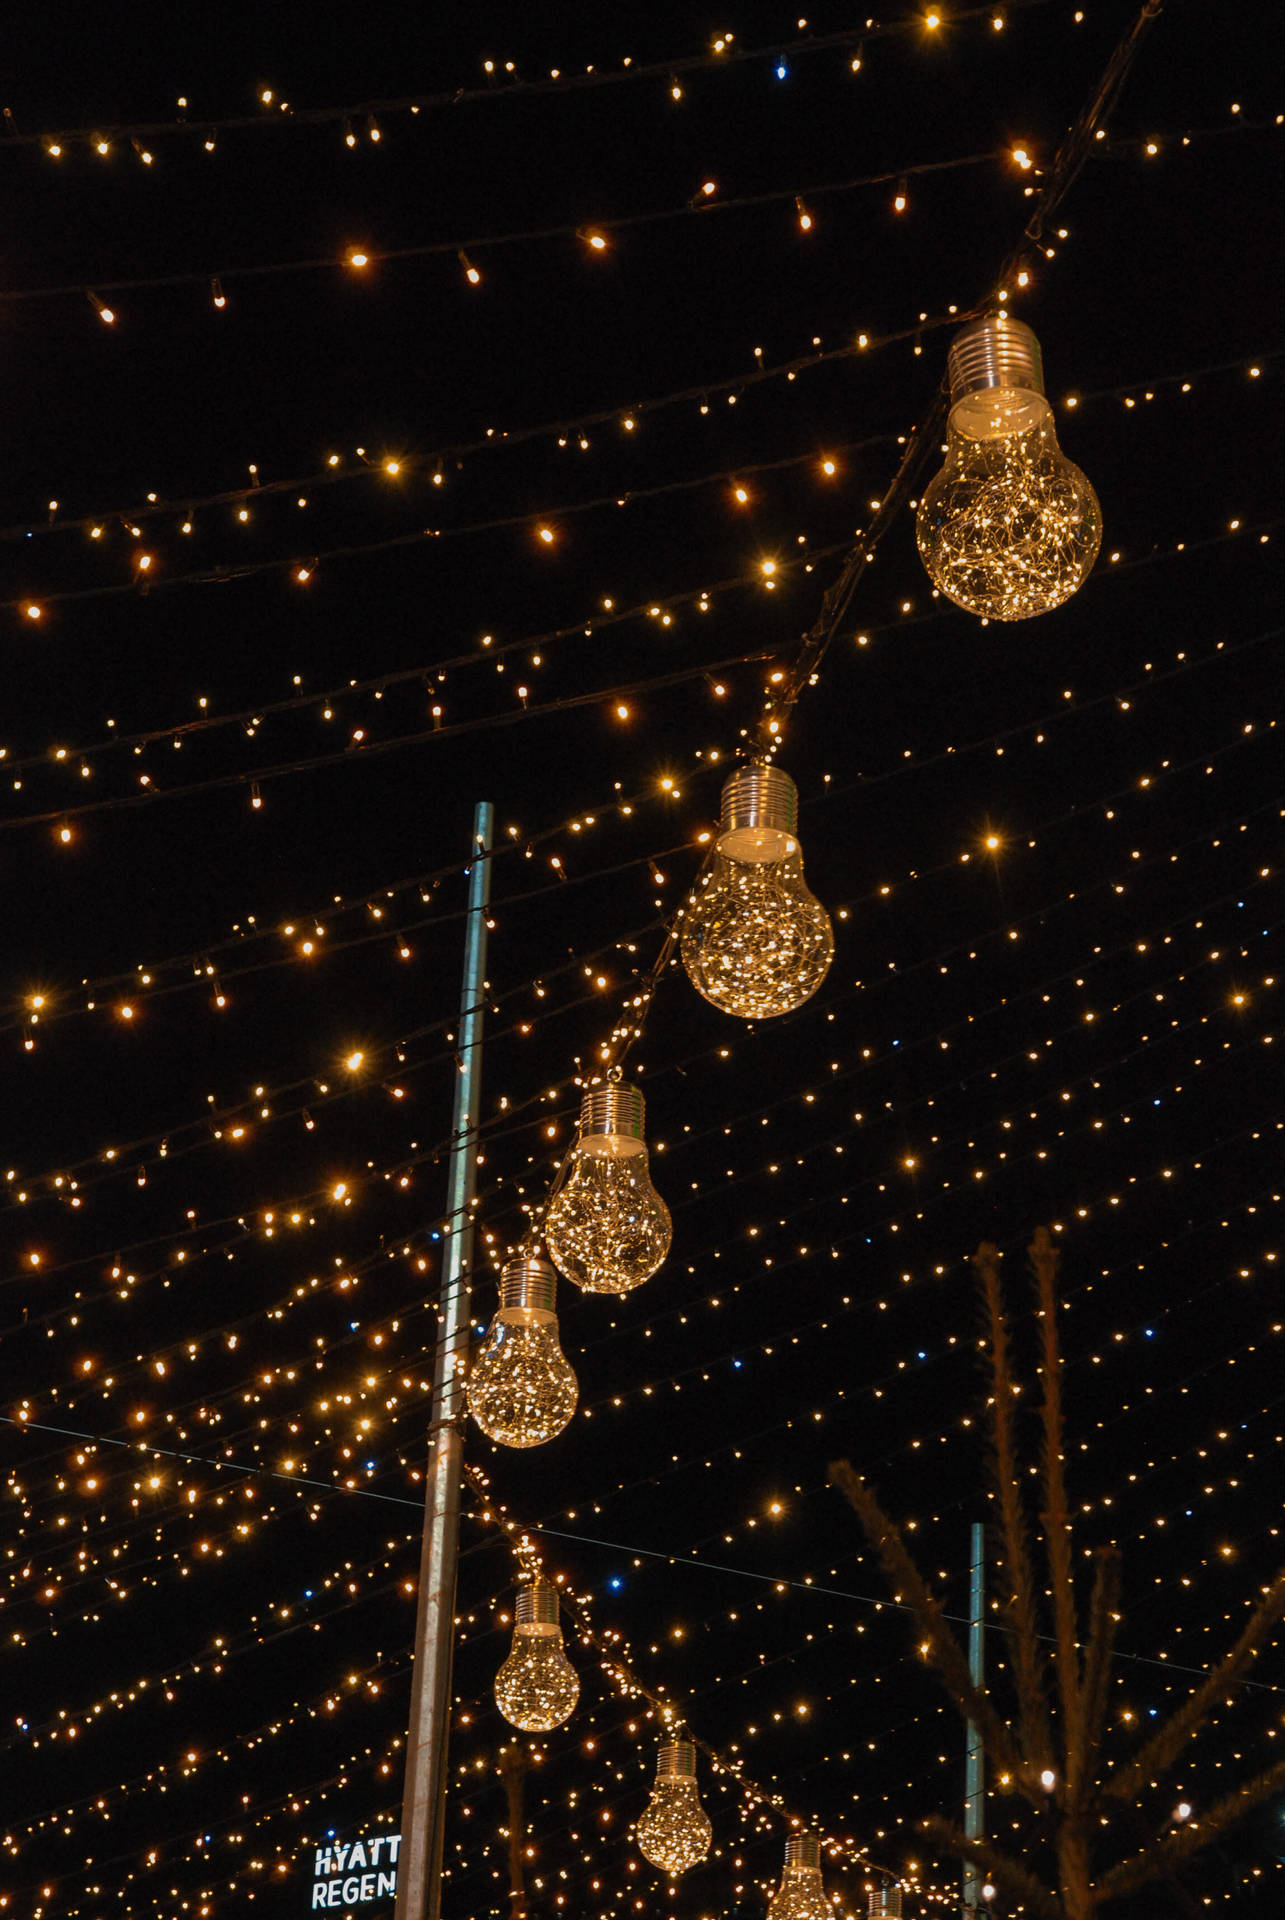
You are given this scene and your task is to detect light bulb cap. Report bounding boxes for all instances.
[867,1891,902,1918]
[718,764,800,861]
[515,1580,560,1627]
[946,314,1044,402]
[785,1835,822,1871]
[579,1081,645,1141]
[500,1256,557,1313]
[656,1739,697,1779]
[720,763,798,837]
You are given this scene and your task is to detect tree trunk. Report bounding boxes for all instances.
[1058,1816,1096,1920]
[498,1745,529,1920]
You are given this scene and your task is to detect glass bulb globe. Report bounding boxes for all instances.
[766,1835,831,1920]
[494,1581,580,1732]
[916,313,1100,621]
[635,1740,712,1875]
[680,764,833,1020]
[545,1082,672,1295]
[466,1256,577,1448]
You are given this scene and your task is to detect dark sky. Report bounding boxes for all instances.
[1,4,1282,1918]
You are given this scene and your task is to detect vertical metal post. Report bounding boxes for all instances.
[963,1522,986,1912]
[395,802,493,1920]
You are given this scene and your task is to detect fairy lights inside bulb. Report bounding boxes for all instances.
[680,765,834,1020]
[634,1740,712,1875]
[494,1580,579,1731]
[545,1083,672,1295]
[466,1256,577,1448]
[916,314,1102,620]
[767,1834,831,1920]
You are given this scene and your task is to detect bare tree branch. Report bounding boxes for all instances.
[920,1815,1063,1920]
[975,1241,1054,1771]
[1101,1569,1285,1804]
[827,1459,1024,1782]
[1030,1228,1083,1776]
[1096,1752,1285,1901]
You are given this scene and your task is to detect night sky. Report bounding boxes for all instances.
[1,4,1282,1918]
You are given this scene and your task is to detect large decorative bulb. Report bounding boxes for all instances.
[680,764,833,1020]
[766,1834,831,1920]
[916,314,1101,620]
[634,1740,713,1875]
[466,1255,577,1448]
[545,1082,672,1295]
[494,1580,580,1732]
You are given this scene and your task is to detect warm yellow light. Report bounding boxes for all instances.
[460,251,481,284]
[119,1004,134,1020]
[586,232,607,250]
[384,459,401,475]
[332,1182,348,1200]
[760,559,777,576]
[893,181,908,212]
[1012,145,1033,169]
[925,10,942,27]
[25,603,42,620]
[538,526,555,544]
[732,485,750,505]
[615,704,630,721]
[985,834,1001,850]
[700,179,717,197]
[820,458,837,477]
[345,1051,364,1071]
[295,566,311,583]
[348,249,370,268]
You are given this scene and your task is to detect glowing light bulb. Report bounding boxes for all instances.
[680,764,833,1020]
[466,1254,577,1448]
[494,1579,579,1731]
[634,1740,712,1875]
[545,1083,671,1295]
[867,1891,903,1917]
[916,314,1101,620]
[767,1834,831,1920]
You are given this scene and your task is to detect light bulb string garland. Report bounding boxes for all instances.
[6,618,1274,1246]
[760,0,1166,748]
[6,577,1274,1079]
[4,102,1260,320]
[7,498,1276,835]
[0,643,782,835]
[4,808,689,1050]
[452,0,1190,1281]
[18,759,1270,1383]
[502,716,1274,1283]
[3,902,665,1220]
[2,324,1271,613]
[13,888,1269,1461]
[465,1462,900,1883]
[15,756,1267,1359]
[9,1259,1280,1727]
[1,8,1040,153]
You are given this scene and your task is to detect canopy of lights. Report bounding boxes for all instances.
[1,4,1281,1918]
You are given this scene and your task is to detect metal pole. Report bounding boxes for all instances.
[963,1521,986,1913]
[395,802,493,1920]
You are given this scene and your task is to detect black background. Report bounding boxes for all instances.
[1,3,1282,1917]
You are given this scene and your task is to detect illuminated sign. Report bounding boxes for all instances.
[309,1833,400,1909]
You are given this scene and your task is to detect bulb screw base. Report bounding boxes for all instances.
[656,1739,697,1779]
[720,763,799,838]
[946,314,1044,402]
[500,1256,558,1313]
[579,1082,645,1141]
[867,1891,902,1917]
[515,1580,560,1627]
[785,1835,822,1871]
